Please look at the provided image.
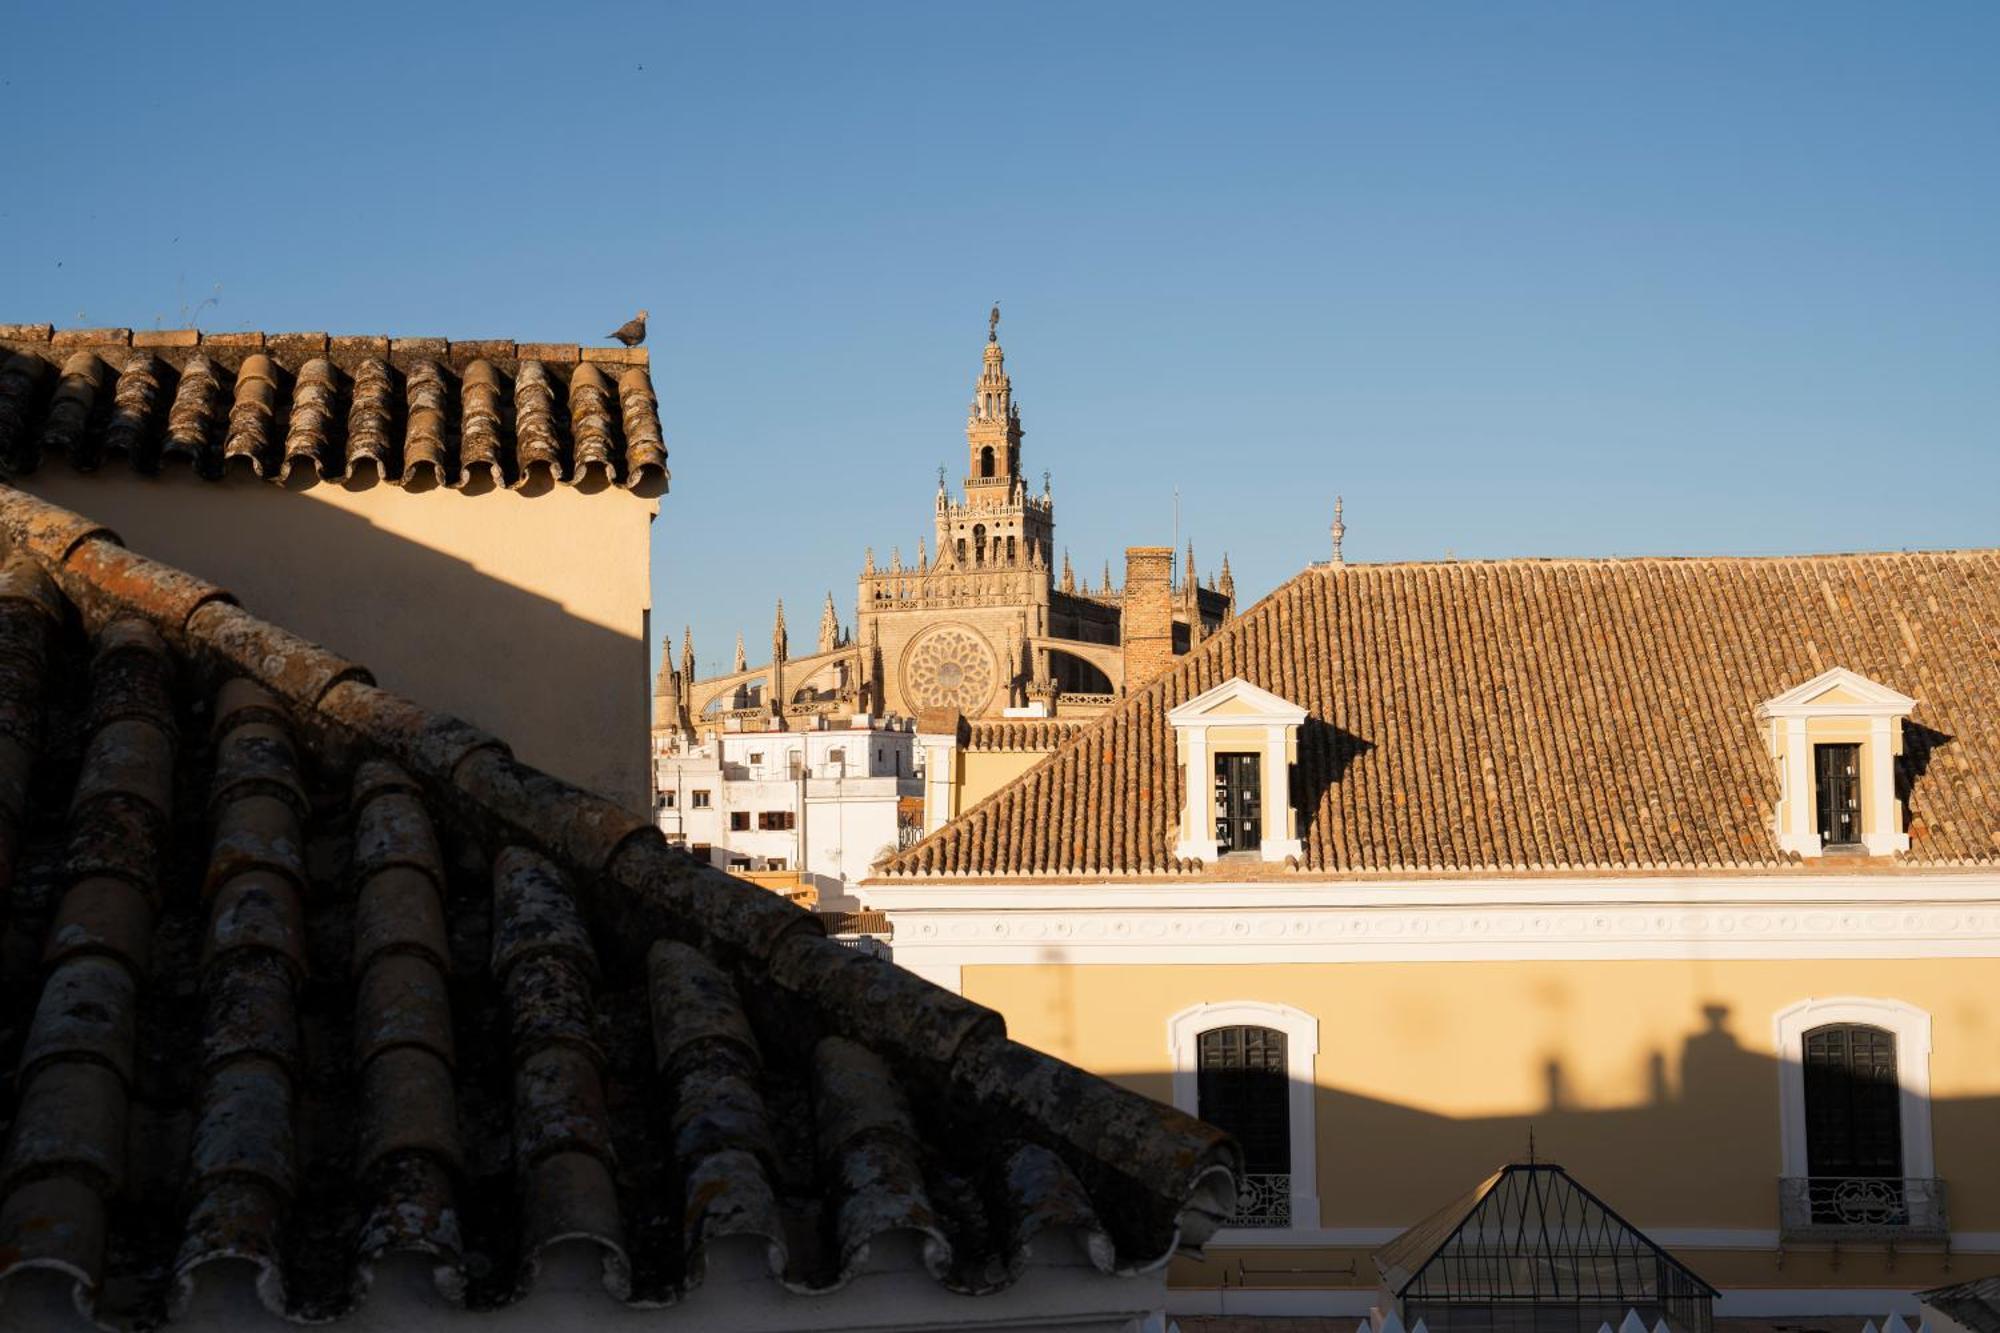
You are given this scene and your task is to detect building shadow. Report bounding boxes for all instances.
[15,468,652,809]
[1075,998,2000,1324]
[1900,721,1954,835]
[1291,717,1374,848]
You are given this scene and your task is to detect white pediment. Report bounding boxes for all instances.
[1756,667,1915,719]
[1168,677,1308,728]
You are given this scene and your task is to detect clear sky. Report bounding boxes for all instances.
[6,3,1996,681]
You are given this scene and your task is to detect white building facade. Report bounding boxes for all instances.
[654,715,921,903]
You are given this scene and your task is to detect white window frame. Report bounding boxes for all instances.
[1167,678,1307,864]
[1756,667,1915,858]
[1772,996,1934,1181]
[1167,1000,1319,1237]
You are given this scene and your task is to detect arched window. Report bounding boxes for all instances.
[979,446,995,479]
[1168,1002,1318,1233]
[1006,535,1017,564]
[972,524,986,565]
[1774,998,1937,1237]
[955,538,966,565]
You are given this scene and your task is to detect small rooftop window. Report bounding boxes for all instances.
[1167,678,1306,864]
[1755,668,1916,858]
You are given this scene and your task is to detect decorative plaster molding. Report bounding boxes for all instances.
[885,888,2000,966]
[860,872,2000,914]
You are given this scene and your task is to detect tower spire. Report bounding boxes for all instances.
[733,631,747,674]
[770,599,788,719]
[817,591,840,653]
[680,624,695,684]
[966,307,1023,483]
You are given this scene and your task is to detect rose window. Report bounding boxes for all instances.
[901,624,999,715]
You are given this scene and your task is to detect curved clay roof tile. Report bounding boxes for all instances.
[279,357,342,484]
[0,352,52,472]
[222,354,281,478]
[567,362,618,483]
[617,364,667,491]
[40,351,107,472]
[163,353,224,475]
[455,358,507,490]
[402,358,451,484]
[344,358,396,482]
[512,359,562,486]
[103,353,165,469]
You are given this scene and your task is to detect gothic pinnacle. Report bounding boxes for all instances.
[772,599,788,662]
[818,591,840,653]
[733,632,747,674]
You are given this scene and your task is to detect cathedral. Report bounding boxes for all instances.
[655,311,1235,742]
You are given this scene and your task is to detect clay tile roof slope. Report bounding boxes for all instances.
[0,323,666,495]
[883,552,2000,881]
[0,483,1234,1327]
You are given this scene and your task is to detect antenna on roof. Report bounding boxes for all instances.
[1526,1125,1537,1165]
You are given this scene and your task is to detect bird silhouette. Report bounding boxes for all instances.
[608,309,649,347]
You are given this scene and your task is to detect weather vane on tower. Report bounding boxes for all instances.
[988,301,1001,343]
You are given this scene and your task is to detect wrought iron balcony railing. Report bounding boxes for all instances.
[1225,1172,1293,1229]
[1778,1176,1947,1242]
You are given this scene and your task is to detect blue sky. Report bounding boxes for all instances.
[6,3,1996,680]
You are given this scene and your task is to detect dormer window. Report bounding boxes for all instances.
[1756,668,1916,858]
[1169,678,1307,864]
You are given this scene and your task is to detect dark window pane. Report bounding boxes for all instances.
[1803,1023,1902,1178]
[1814,743,1861,845]
[1196,1025,1290,1174]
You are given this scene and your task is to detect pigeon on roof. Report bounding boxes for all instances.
[609,309,649,346]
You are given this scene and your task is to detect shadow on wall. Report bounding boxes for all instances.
[18,470,649,810]
[1107,1001,1997,1246]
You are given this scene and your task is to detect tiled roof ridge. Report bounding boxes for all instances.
[0,326,667,495]
[963,716,1090,752]
[1330,547,2000,570]
[883,564,1324,878]
[0,321,649,368]
[0,481,1239,1278]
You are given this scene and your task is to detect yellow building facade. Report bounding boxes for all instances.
[866,541,2000,1324]
[0,321,665,810]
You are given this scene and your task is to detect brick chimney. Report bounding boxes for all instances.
[1120,546,1175,693]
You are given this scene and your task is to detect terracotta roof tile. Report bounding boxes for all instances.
[0,324,668,495]
[965,717,1089,752]
[0,482,1236,1323]
[886,553,2000,880]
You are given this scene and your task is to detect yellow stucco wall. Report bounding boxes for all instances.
[965,958,2000,1293]
[959,749,1049,811]
[24,470,656,809]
